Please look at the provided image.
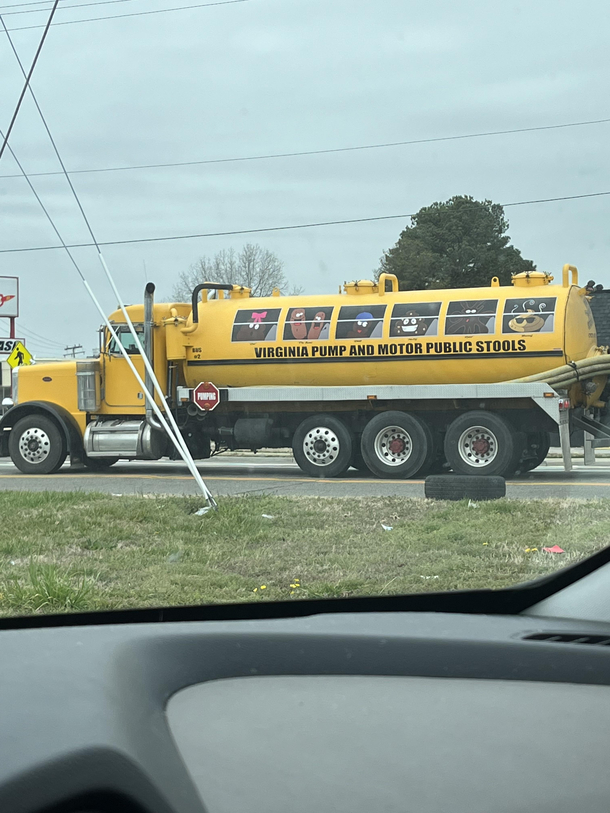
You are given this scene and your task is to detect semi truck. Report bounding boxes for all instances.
[3,264,610,480]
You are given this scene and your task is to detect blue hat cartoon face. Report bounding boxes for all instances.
[348,311,375,338]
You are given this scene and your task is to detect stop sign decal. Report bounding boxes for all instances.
[193,381,220,411]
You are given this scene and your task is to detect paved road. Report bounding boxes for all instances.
[2,455,610,499]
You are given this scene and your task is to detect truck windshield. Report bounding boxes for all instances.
[107,326,144,355]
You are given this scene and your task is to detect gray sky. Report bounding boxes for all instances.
[1,0,609,356]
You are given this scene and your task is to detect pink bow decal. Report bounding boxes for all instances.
[251,311,267,323]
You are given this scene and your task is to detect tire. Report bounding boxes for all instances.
[9,414,67,475]
[515,432,551,474]
[425,474,506,501]
[444,411,524,477]
[292,415,353,478]
[84,456,119,471]
[361,410,432,479]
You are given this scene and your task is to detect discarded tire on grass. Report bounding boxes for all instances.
[424,474,506,501]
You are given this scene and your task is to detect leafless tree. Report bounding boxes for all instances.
[171,244,303,300]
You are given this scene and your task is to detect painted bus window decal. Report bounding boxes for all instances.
[232,308,281,342]
[445,300,498,335]
[335,305,386,340]
[390,302,441,337]
[502,298,556,334]
[283,307,333,341]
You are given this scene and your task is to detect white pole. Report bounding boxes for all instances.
[82,277,216,508]
[95,253,215,503]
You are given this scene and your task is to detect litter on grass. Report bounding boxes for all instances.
[543,545,565,554]
[381,523,393,531]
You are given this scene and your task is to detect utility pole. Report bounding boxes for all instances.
[64,344,83,358]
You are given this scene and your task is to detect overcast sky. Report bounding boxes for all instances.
[1,0,609,356]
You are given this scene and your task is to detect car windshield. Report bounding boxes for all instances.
[0,0,609,618]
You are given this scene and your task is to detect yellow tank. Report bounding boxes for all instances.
[168,265,599,389]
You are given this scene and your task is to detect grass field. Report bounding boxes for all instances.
[0,492,608,617]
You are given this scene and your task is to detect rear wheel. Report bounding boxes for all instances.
[444,411,524,477]
[292,415,353,478]
[361,411,432,479]
[9,414,67,475]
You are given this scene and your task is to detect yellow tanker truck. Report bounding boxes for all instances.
[2,265,610,480]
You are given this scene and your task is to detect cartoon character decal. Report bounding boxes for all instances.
[232,308,281,342]
[335,305,386,340]
[390,303,441,337]
[445,300,497,335]
[502,298,556,334]
[283,307,333,341]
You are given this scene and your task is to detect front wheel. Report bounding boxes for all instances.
[9,414,67,475]
[361,411,432,479]
[444,411,524,477]
[292,415,353,478]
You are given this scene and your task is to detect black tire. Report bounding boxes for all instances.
[361,410,432,479]
[351,444,370,472]
[444,411,524,477]
[425,474,506,501]
[8,414,67,475]
[516,432,551,474]
[84,456,119,471]
[292,415,353,478]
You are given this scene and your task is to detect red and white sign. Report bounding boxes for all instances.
[193,381,220,411]
[0,277,18,318]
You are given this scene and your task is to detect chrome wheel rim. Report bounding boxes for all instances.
[458,426,498,467]
[303,426,340,467]
[373,425,412,466]
[18,427,51,465]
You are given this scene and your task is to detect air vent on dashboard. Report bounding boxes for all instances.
[523,632,610,646]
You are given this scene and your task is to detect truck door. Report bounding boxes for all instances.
[102,325,147,409]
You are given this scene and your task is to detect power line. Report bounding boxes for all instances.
[0,1,59,163]
[0,14,99,249]
[2,0,131,17]
[0,0,129,10]
[2,116,609,181]
[2,0,250,31]
[2,189,610,255]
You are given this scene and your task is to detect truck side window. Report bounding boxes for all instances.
[232,309,281,342]
[445,300,498,335]
[502,297,556,334]
[107,325,144,355]
[335,305,386,340]
[283,307,334,340]
[390,303,441,337]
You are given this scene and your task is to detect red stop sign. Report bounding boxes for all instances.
[193,381,220,411]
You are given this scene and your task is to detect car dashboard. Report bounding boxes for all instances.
[2,607,610,813]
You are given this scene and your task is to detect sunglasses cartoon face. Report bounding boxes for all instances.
[508,311,546,333]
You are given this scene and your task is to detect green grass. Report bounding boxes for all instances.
[0,492,607,617]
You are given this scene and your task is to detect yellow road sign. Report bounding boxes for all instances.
[7,341,32,368]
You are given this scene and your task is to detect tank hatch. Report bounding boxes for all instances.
[512,270,554,287]
[344,280,378,295]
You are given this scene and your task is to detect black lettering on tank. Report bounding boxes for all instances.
[476,341,484,352]
[464,341,472,352]
[378,344,389,355]
[426,342,434,353]
[390,344,398,354]
[518,339,526,351]
[414,343,423,354]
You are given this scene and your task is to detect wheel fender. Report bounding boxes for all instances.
[0,402,84,465]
